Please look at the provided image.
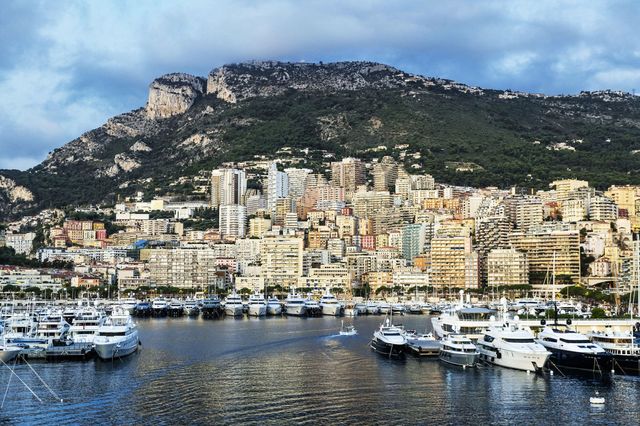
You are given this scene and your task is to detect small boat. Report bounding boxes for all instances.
[370,318,406,358]
[439,334,479,368]
[590,391,605,405]
[339,320,357,336]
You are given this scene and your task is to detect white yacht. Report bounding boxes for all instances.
[266,297,282,315]
[284,293,307,316]
[119,297,138,315]
[319,291,343,316]
[304,297,322,317]
[93,307,139,360]
[35,309,70,342]
[587,329,639,376]
[431,307,497,341]
[167,299,185,316]
[184,299,200,316]
[224,292,244,317]
[247,293,267,317]
[0,344,22,363]
[365,301,380,315]
[151,298,169,316]
[439,334,479,367]
[377,302,391,315]
[476,320,550,372]
[537,323,613,374]
[68,308,105,344]
[370,318,407,358]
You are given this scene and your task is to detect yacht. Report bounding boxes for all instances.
[0,344,22,363]
[201,297,222,318]
[304,297,322,317]
[404,330,441,357]
[224,292,244,317]
[167,299,184,317]
[284,293,307,316]
[247,293,267,317]
[476,320,550,372]
[365,301,380,315]
[69,308,105,344]
[391,303,406,315]
[439,334,479,367]
[377,302,391,315]
[431,307,497,341]
[370,318,407,358]
[319,291,343,316]
[354,302,368,315]
[62,305,77,325]
[119,297,138,315]
[151,298,169,316]
[133,301,152,317]
[93,307,139,360]
[537,323,613,375]
[35,309,70,343]
[587,329,640,376]
[184,299,200,316]
[266,297,282,315]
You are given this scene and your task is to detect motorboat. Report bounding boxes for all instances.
[151,298,169,316]
[167,299,184,317]
[439,334,479,367]
[119,297,138,315]
[284,293,307,316]
[476,319,550,372]
[35,309,70,342]
[391,303,406,315]
[224,292,244,317]
[304,297,322,317]
[0,344,22,363]
[184,299,200,316]
[133,301,152,317]
[377,302,391,315]
[68,308,105,344]
[319,291,343,316]
[354,302,368,315]
[365,301,379,315]
[587,329,640,376]
[590,391,605,405]
[201,297,222,318]
[408,304,423,315]
[370,317,406,358]
[431,307,497,341]
[62,305,77,325]
[247,293,267,317]
[266,297,282,315]
[537,323,613,375]
[343,302,358,317]
[404,330,441,357]
[93,307,139,360]
[339,320,357,336]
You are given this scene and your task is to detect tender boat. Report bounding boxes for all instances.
[339,320,357,336]
[537,323,613,375]
[93,307,139,360]
[587,329,640,376]
[439,334,479,367]
[284,293,307,316]
[266,297,282,315]
[247,293,267,317]
[476,320,550,372]
[319,291,343,316]
[224,292,245,317]
[590,391,605,405]
[370,318,407,358]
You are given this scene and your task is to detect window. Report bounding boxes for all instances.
[503,338,535,343]
[560,338,591,344]
[543,337,557,343]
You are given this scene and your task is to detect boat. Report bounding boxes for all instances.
[247,293,267,317]
[537,322,613,375]
[339,320,357,336]
[133,301,152,317]
[370,317,406,358]
[224,292,244,317]
[431,306,497,341]
[319,291,343,316]
[35,309,71,343]
[167,299,184,317]
[343,302,358,317]
[391,303,406,315]
[408,304,423,315]
[439,334,479,367]
[284,293,307,316]
[62,305,77,325]
[587,329,640,376]
[151,298,169,316]
[68,308,104,344]
[266,297,282,315]
[201,297,223,318]
[304,297,322,317]
[119,298,138,315]
[184,299,200,316]
[476,319,550,372]
[93,307,139,360]
[354,302,368,315]
[590,391,605,405]
[365,301,379,315]
[0,344,22,363]
[377,302,391,315]
[404,330,441,357]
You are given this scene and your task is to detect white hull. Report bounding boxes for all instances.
[479,347,549,371]
[0,347,22,363]
[94,333,139,360]
[344,308,358,317]
[321,304,342,316]
[285,305,306,316]
[267,304,282,315]
[225,305,244,316]
[248,305,267,317]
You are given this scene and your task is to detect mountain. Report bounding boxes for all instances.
[2,60,640,220]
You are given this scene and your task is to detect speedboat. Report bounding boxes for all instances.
[266,297,282,315]
[93,307,139,360]
[151,298,169,316]
[476,320,550,372]
[284,293,307,316]
[370,318,407,358]
[537,323,613,375]
[167,299,184,317]
[439,334,479,367]
[587,329,640,376]
[247,293,267,317]
[68,308,105,344]
[224,292,244,317]
[404,330,441,357]
[339,320,357,336]
[319,291,343,316]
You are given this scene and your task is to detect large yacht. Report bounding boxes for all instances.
[284,293,307,316]
[119,297,138,315]
[167,299,185,317]
[476,320,550,372]
[304,297,322,317]
[439,334,479,367]
[319,291,343,316]
[151,298,169,316]
[224,292,244,317]
[0,344,22,363]
[431,307,497,341]
[266,297,282,315]
[184,299,200,316]
[370,318,407,358]
[247,293,267,317]
[35,309,70,343]
[93,307,139,360]
[68,308,105,344]
[537,323,613,375]
[587,329,640,376]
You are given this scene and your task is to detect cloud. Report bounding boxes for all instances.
[1,0,639,170]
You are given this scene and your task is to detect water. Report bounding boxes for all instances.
[1,316,639,425]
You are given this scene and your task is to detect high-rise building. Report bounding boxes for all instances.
[605,185,640,217]
[402,223,427,261]
[430,235,478,289]
[267,162,289,211]
[331,158,365,192]
[285,168,312,200]
[504,195,543,231]
[260,236,304,287]
[475,215,512,286]
[587,196,618,221]
[211,168,247,207]
[352,191,393,218]
[219,205,247,237]
[373,156,399,192]
[249,217,272,238]
[550,179,589,204]
[487,248,529,288]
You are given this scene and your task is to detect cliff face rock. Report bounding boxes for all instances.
[0,175,34,203]
[145,73,206,119]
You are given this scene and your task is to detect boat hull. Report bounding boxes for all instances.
[478,347,549,371]
[225,306,244,317]
[267,305,282,315]
[248,305,267,317]
[439,349,478,367]
[370,337,405,358]
[546,348,614,375]
[0,347,22,363]
[285,305,306,316]
[94,334,139,360]
[321,304,343,316]
[611,354,640,376]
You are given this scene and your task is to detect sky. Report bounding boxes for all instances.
[1,0,640,171]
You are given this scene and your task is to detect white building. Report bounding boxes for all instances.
[267,163,289,210]
[219,205,247,237]
[211,168,247,207]
[5,232,36,255]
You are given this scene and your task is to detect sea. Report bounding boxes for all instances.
[1,316,638,425]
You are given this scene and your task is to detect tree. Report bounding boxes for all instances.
[591,307,607,319]
[375,286,391,297]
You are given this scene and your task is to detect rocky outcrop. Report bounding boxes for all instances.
[0,175,34,202]
[129,141,152,152]
[145,73,206,119]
